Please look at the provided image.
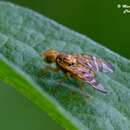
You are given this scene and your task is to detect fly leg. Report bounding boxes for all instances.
[38,65,61,77]
[57,71,71,83]
[70,74,90,98]
[39,65,61,96]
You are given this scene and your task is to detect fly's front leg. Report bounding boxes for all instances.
[46,65,61,72]
[39,65,61,77]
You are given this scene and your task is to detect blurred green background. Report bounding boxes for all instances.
[0,81,63,130]
[0,0,130,130]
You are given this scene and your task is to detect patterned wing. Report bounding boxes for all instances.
[68,64,107,93]
[56,53,107,93]
[76,55,114,74]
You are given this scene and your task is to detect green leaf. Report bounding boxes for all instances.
[0,2,130,130]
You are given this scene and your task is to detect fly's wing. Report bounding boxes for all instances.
[86,77,107,94]
[56,53,107,93]
[76,55,114,74]
[71,64,107,93]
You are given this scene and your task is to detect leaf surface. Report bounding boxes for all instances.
[0,2,130,130]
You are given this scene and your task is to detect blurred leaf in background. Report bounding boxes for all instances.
[0,81,63,130]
